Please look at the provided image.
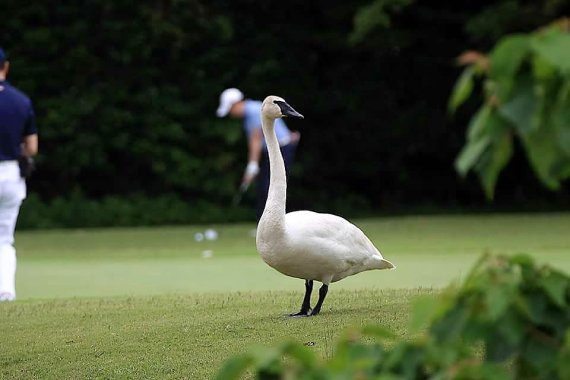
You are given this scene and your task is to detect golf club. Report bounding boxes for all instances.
[232,182,250,206]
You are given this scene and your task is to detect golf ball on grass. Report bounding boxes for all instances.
[205,229,218,240]
[194,232,204,242]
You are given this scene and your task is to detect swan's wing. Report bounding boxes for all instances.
[285,210,382,256]
[255,210,394,283]
[283,211,392,282]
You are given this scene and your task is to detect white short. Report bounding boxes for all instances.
[0,161,26,246]
[0,161,25,296]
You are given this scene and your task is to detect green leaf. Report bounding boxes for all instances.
[531,27,570,74]
[474,116,513,200]
[521,124,562,190]
[214,354,253,380]
[455,135,490,176]
[539,270,568,308]
[557,164,570,179]
[382,343,424,375]
[509,254,535,268]
[484,285,512,321]
[467,105,492,141]
[497,312,525,347]
[489,34,529,101]
[532,53,557,81]
[449,66,475,113]
[249,346,282,372]
[486,332,517,362]
[552,80,570,156]
[558,331,570,379]
[521,292,550,325]
[498,77,537,135]
[409,295,438,333]
[523,335,559,375]
[280,342,318,368]
[430,304,469,342]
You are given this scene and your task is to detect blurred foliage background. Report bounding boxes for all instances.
[2,0,569,228]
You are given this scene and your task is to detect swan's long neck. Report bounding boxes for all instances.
[260,114,287,227]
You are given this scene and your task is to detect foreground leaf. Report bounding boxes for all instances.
[455,135,490,176]
[449,66,475,113]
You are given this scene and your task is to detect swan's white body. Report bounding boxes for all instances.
[256,96,394,294]
[258,210,393,284]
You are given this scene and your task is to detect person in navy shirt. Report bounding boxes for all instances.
[217,88,300,220]
[0,47,38,301]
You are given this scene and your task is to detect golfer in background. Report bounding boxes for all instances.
[0,47,38,301]
[217,88,300,220]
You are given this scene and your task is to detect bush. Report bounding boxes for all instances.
[17,192,253,229]
[215,254,570,379]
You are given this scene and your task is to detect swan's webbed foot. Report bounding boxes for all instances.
[288,279,313,317]
[289,309,312,317]
[308,309,320,316]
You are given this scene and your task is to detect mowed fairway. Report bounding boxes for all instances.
[1,213,569,379]
[13,213,570,298]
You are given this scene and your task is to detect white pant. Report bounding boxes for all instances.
[0,161,26,297]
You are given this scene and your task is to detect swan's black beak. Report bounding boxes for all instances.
[275,100,304,119]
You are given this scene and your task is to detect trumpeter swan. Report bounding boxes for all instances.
[256,95,395,317]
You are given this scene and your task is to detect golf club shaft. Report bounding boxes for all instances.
[232,182,250,206]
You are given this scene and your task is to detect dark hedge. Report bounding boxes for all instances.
[2,0,568,227]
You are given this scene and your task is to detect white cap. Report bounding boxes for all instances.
[216,88,244,117]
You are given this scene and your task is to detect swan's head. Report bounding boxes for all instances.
[261,96,304,120]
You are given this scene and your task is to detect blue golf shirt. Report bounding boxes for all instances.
[0,80,37,161]
[243,100,291,148]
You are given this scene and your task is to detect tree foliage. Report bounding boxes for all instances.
[450,19,570,199]
[215,254,570,379]
[1,1,569,227]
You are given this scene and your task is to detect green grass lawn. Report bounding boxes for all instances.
[0,289,431,379]
[1,213,569,379]
[13,213,570,298]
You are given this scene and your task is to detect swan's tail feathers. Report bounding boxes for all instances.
[379,259,396,270]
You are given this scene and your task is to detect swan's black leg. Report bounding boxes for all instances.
[289,280,313,317]
[309,284,329,316]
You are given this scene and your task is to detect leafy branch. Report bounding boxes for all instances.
[450,18,570,199]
